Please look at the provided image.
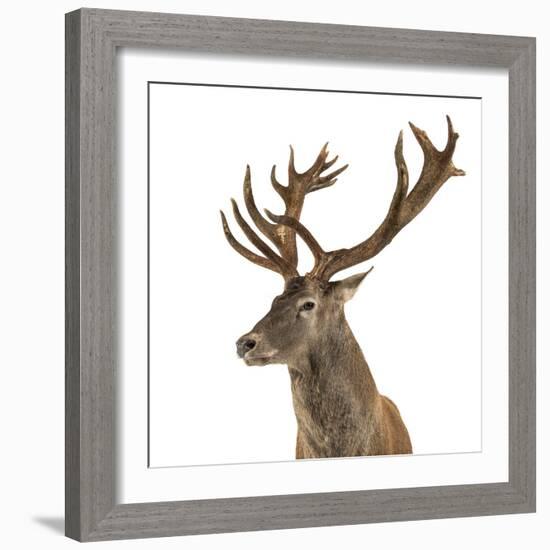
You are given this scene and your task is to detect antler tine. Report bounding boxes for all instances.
[230,199,296,278]
[311,116,465,281]
[270,146,348,198]
[270,165,288,200]
[220,210,283,275]
[301,142,350,193]
[402,115,465,227]
[242,165,280,243]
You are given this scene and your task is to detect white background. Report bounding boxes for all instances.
[148,73,483,467]
[0,1,547,549]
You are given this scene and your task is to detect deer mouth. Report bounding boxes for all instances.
[243,351,278,367]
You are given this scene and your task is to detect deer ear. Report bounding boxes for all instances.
[331,268,373,302]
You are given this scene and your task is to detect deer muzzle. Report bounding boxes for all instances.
[236,334,257,358]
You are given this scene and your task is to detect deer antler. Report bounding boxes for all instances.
[266,116,465,282]
[220,144,348,280]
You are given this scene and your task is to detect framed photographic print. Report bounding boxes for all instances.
[65,8,536,542]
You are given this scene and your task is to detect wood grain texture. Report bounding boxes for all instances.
[65,10,81,540]
[508,41,536,508]
[66,8,117,540]
[65,7,536,542]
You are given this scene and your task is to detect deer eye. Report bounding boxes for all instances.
[301,301,315,311]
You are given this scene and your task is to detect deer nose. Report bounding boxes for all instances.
[236,336,256,358]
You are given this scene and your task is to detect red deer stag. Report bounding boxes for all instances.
[220,116,465,459]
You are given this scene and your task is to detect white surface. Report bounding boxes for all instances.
[148,73,485,466]
[118,50,508,503]
[0,1,547,549]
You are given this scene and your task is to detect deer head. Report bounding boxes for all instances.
[221,117,465,366]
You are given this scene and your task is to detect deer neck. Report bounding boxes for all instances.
[287,317,380,457]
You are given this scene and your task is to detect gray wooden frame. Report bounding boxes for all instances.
[65,8,536,542]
